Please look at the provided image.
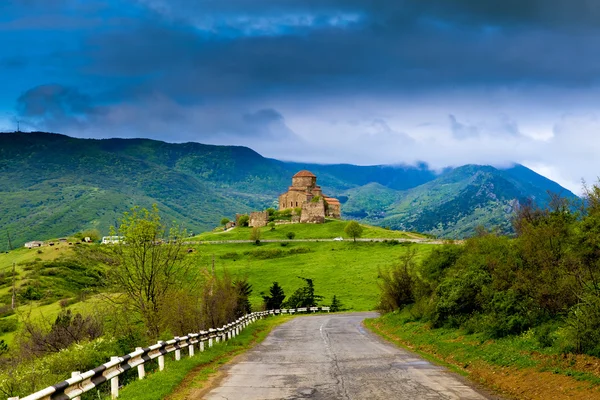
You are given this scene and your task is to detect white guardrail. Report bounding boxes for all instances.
[12,307,330,400]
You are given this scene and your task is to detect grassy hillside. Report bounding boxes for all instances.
[0,229,433,346]
[194,219,422,241]
[190,241,433,311]
[0,132,579,247]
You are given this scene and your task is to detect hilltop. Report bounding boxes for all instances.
[194,219,426,241]
[0,131,579,247]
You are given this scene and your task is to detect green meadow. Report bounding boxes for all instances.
[190,240,433,311]
[0,223,433,346]
[194,219,424,241]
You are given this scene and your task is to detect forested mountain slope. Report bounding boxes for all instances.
[0,132,578,247]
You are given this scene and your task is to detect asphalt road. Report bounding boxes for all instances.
[203,313,496,400]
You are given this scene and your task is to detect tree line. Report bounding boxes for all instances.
[378,185,600,356]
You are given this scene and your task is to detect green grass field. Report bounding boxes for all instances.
[189,240,433,311]
[194,219,423,241]
[0,224,433,347]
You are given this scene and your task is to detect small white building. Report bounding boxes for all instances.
[101,236,124,244]
[24,241,43,248]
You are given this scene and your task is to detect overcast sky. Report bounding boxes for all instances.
[2,0,600,193]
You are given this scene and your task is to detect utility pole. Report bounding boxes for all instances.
[11,262,15,310]
[16,120,20,133]
[7,231,15,309]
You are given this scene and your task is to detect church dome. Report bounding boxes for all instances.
[293,170,316,178]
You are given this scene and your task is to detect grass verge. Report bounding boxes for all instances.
[365,311,600,400]
[116,315,294,400]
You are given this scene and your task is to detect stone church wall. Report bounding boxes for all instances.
[300,201,325,224]
[249,211,269,227]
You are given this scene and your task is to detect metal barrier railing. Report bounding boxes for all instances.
[12,307,330,400]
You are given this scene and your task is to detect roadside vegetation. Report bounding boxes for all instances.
[0,207,261,399]
[368,184,600,398]
[2,207,392,399]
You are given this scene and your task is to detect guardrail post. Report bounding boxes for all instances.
[209,330,214,347]
[110,357,119,399]
[188,337,195,357]
[174,337,181,360]
[158,341,165,371]
[135,348,145,379]
[200,337,205,352]
[71,371,82,400]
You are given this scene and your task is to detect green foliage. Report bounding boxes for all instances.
[376,185,600,356]
[344,221,364,242]
[237,215,249,227]
[262,282,286,310]
[310,196,321,203]
[107,206,190,340]
[268,222,276,231]
[330,295,342,312]
[282,277,323,308]
[250,227,261,244]
[220,217,230,226]
[234,279,253,318]
[377,248,417,313]
[286,231,296,240]
[20,285,43,301]
[0,318,17,334]
[0,336,120,399]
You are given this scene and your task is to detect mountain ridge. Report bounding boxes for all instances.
[0,131,578,247]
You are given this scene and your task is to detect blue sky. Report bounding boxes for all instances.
[2,0,600,192]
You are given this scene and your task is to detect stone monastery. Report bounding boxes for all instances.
[245,170,341,227]
[278,170,341,223]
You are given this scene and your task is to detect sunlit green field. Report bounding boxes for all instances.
[194,219,423,241]
[189,240,433,311]
[0,227,434,346]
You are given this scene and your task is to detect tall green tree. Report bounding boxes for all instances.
[262,282,286,310]
[345,221,363,242]
[283,277,323,308]
[108,205,190,340]
[234,279,253,317]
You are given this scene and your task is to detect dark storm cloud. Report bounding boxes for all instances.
[64,0,600,110]
[16,84,104,130]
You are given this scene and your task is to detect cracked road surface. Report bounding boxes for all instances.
[202,312,496,399]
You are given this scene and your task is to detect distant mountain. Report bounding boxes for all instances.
[344,165,579,238]
[0,131,578,248]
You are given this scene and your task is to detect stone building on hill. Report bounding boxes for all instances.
[278,170,341,222]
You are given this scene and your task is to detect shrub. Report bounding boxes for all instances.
[0,318,18,333]
[237,215,249,227]
[330,295,343,312]
[246,249,284,259]
[20,286,43,301]
[286,232,296,240]
[287,247,311,255]
[220,252,240,260]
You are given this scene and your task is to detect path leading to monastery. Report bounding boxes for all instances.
[201,313,497,400]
